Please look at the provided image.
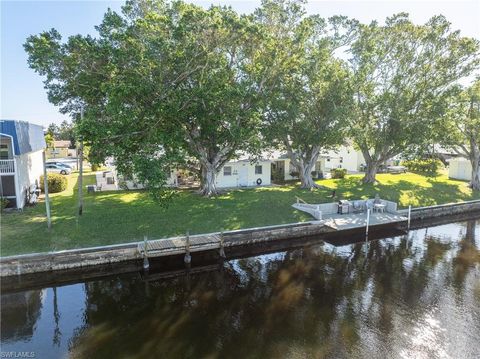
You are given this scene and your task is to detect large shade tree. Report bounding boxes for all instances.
[258,0,355,189]
[348,14,479,183]
[25,0,270,198]
[440,80,480,190]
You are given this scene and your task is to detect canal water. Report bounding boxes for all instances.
[1,218,480,359]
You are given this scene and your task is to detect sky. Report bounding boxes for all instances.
[1,0,479,128]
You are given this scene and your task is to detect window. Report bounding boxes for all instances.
[255,165,263,174]
[223,166,232,176]
[0,144,9,159]
[340,157,343,163]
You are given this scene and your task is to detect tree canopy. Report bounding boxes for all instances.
[24,0,480,202]
[258,0,356,188]
[26,0,272,198]
[347,14,479,183]
[46,120,76,146]
[439,80,480,189]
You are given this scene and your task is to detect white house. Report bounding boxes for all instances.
[216,159,271,188]
[0,120,46,209]
[272,145,366,181]
[448,158,472,181]
[111,158,271,190]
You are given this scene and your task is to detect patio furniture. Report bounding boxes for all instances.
[338,200,351,214]
[352,200,365,213]
[374,202,386,213]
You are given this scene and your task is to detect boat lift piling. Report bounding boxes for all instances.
[184,231,191,265]
[365,209,371,240]
[142,236,150,271]
[407,205,412,230]
[219,230,226,259]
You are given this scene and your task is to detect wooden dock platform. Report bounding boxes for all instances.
[138,233,222,256]
[137,212,407,259]
[137,221,337,259]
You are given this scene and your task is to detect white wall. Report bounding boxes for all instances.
[14,150,44,209]
[216,161,271,188]
[273,146,364,181]
[449,158,472,181]
[322,146,365,172]
[116,168,177,189]
[277,158,324,181]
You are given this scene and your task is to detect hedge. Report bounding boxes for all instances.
[402,159,443,175]
[331,168,347,179]
[40,173,68,193]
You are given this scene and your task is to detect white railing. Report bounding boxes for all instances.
[0,159,15,174]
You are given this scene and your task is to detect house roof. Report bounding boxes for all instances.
[0,119,46,155]
[53,140,71,148]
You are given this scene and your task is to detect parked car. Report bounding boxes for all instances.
[46,161,73,169]
[46,163,71,175]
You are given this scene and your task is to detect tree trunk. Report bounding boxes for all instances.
[469,154,480,191]
[363,160,378,184]
[287,146,321,190]
[298,161,319,189]
[199,163,219,197]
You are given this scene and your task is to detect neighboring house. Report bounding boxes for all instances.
[216,159,271,188]
[0,120,46,209]
[272,146,366,181]
[432,144,461,165]
[119,170,178,190]
[111,158,271,190]
[46,140,72,159]
[448,157,472,181]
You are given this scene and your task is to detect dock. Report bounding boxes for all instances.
[139,233,222,256]
[323,212,407,230]
[137,222,336,259]
[137,210,408,260]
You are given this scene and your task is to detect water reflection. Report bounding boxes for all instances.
[1,290,43,342]
[1,219,480,358]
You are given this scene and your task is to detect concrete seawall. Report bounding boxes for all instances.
[1,221,335,278]
[2,200,480,280]
[399,199,480,219]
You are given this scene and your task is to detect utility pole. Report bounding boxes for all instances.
[78,107,84,216]
[43,150,52,229]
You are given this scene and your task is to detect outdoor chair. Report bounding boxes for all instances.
[352,200,365,213]
[365,200,374,211]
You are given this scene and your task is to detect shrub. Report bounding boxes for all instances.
[91,163,99,172]
[40,173,68,193]
[331,168,347,179]
[1,197,9,211]
[402,159,443,175]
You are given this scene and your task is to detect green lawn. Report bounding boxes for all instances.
[1,171,479,256]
